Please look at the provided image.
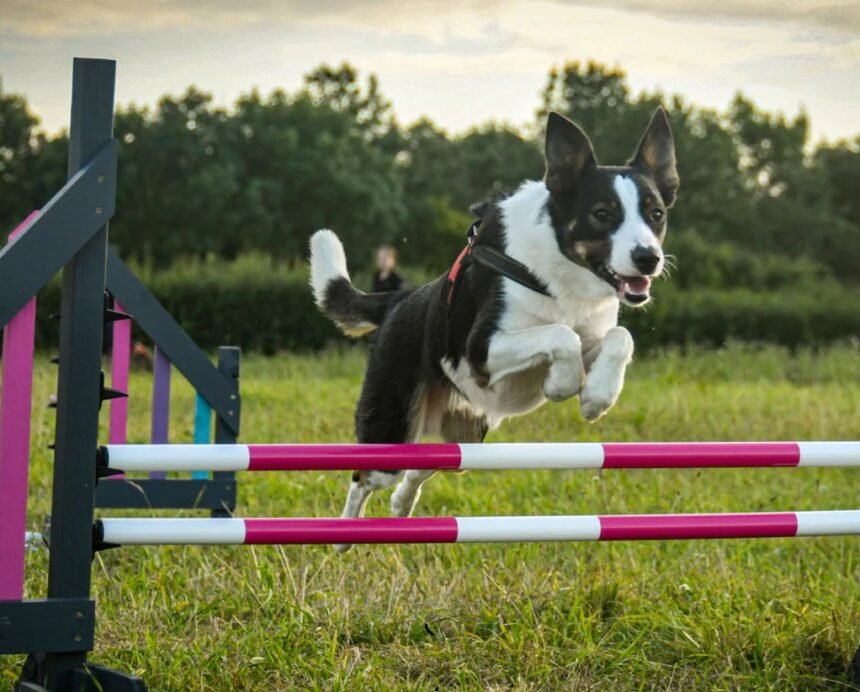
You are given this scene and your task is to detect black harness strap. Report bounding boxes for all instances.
[469,245,551,297]
[445,220,552,308]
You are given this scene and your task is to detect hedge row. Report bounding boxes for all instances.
[622,284,860,351]
[31,256,859,354]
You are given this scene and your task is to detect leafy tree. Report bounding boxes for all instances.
[817,138,860,225]
[0,88,66,230]
[1,60,858,288]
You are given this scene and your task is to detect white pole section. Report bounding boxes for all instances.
[456,515,602,541]
[100,518,247,544]
[797,442,860,466]
[104,444,250,472]
[459,443,604,469]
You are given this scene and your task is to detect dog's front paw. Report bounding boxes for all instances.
[333,543,354,554]
[543,361,585,402]
[579,374,619,421]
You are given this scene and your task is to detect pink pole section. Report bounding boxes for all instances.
[602,442,800,468]
[108,300,130,445]
[249,443,462,471]
[245,517,460,544]
[0,211,40,600]
[598,512,798,540]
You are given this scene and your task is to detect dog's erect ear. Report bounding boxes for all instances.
[544,112,596,194]
[629,106,680,207]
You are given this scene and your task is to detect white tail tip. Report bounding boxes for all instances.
[309,229,350,306]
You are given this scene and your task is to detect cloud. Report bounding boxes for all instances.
[563,0,860,36]
[4,0,860,37]
[340,2,860,84]
[2,0,857,140]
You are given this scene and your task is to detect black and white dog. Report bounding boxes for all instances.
[310,108,679,551]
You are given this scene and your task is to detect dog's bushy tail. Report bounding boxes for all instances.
[309,230,402,337]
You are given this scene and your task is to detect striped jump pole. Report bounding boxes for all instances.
[98,441,860,473]
[95,510,860,545]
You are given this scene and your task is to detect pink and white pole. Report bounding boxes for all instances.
[0,211,40,600]
[96,510,860,545]
[100,441,860,473]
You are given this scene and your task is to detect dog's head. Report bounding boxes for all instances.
[543,108,679,307]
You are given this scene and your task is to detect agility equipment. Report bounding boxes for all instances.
[1,58,859,691]
[98,440,860,473]
[95,511,860,546]
[0,58,238,691]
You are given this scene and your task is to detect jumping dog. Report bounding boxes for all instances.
[310,108,679,552]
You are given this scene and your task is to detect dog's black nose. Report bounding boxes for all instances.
[631,246,661,275]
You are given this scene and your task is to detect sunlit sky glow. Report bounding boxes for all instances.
[1,0,858,142]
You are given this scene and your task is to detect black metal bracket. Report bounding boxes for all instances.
[99,370,128,407]
[104,291,132,323]
[91,520,119,554]
[95,446,123,479]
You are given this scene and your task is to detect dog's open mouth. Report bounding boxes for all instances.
[598,266,652,306]
[617,275,651,304]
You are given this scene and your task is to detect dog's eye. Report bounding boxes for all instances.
[649,208,665,222]
[593,209,611,223]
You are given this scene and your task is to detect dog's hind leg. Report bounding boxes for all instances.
[335,470,403,553]
[336,467,408,553]
[390,470,433,518]
[335,382,425,553]
[390,405,488,518]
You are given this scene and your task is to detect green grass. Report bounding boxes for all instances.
[5,343,860,690]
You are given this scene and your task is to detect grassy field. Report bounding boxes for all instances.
[4,343,860,690]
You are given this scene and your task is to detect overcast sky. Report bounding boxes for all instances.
[1,0,858,142]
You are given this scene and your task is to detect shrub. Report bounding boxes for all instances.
[32,255,860,354]
[622,283,860,351]
[666,232,833,291]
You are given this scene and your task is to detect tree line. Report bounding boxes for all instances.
[2,61,859,287]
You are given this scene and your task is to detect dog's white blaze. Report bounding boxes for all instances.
[456,516,602,542]
[309,229,350,307]
[610,176,663,277]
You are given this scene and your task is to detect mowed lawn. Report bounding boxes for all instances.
[4,343,860,690]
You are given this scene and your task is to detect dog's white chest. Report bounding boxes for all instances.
[441,358,548,423]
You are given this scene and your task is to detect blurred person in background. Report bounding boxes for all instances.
[372,244,405,293]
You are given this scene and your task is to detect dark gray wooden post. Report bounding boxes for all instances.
[212,346,241,517]
[42,57,115,687]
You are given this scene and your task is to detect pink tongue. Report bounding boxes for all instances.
[623,276,651,294]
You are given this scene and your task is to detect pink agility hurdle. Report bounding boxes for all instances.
[96,510,860,546]
[99,440,860,473]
